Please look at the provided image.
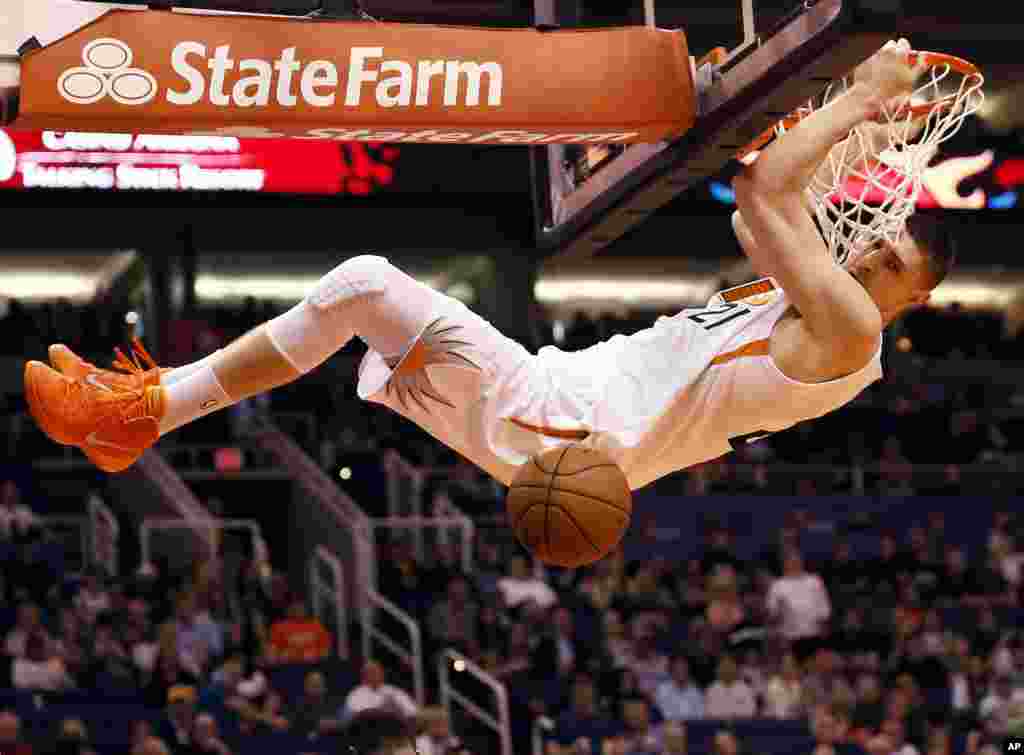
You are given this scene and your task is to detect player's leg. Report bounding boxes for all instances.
[24,255,448,470]
[159,254,438,433]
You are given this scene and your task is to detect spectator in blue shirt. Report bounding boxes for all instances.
[655,655,705,722]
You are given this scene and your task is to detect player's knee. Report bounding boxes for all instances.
[307,254,392,310]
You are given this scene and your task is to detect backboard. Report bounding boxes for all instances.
[532,0,1024,263]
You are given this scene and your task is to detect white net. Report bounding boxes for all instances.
[743,52,984,263]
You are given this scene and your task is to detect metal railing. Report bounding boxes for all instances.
[87,495,119,576]
[139,517,263,570]
[309,546,348,660]
[439,649,511,755]
[382,450,476,568]
[363,588,425,706]
[532,716,556,755]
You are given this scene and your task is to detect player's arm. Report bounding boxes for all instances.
[744,39,923,195]
[730,42,921,361]
[730,80,884,352]
[733,157,882,364]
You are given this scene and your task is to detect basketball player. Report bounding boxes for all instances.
[23,40,954,490]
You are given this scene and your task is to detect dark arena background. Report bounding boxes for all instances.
[1,1,1024,754]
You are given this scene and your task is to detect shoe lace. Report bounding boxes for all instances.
[111,337,158,377]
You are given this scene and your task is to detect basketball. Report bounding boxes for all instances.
[506,445,632,568]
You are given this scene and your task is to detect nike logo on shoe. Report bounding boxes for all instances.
[84,431,138,454]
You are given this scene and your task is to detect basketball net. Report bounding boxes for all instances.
[740,52,984,264]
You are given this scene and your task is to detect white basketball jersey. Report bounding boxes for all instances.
[358,276,882,490]
[528,277,883,489]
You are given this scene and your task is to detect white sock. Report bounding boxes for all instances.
[158,364,233,436]
[162,350,221,386]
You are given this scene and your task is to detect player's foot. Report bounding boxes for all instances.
[24,358,165,473]
[48,338,163,391]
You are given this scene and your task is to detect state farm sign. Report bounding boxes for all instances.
[14,10,696,145]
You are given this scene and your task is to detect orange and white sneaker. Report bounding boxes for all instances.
[48,338,163,391]
[24,349,166,473]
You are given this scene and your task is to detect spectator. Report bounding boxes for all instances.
[423,542,465,597]
[662,721,687,755]
[50,719,95,755]
[711,729,742,755]
[414,707,462,755]
[497,556,557,613]
[762,653,804,719]
[705,568,746,638]
[191,713,232,755]
[0,481,40,543]
[766,550,831,660]
[811,703,852,752]
[880,718,921,755]
[73,571,111,626]
[235,675,290,735]
[705,656,757,719]
[0,710,32,755]
[979,674,1024,741]
[538,605,582,679]
[13,631,72,691]
[343,709,416,755]
[266,598,331,664]
[145,651,200,709]
[129,721,153,755]
[475,600,506,659]
[51,607,86,680]
[626,618,669,696]
[343,659,418,722]
[700,527,745,578]
[474,541,505,597]
[553,674,619,754]
[802,650,856,712]
[286,670,342,738]
[192,593,226,663]
[158,685,198,753]
[173,593,210,677]
[198,655,246,717]
[428,576,480,657]
[852,673,886,736]
[654,655,705,722]
[132,738,171,755]
[83,615,136,691]
[618,697,662,755]
[5,603,51,658]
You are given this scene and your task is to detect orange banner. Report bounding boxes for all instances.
[14,10,696,145]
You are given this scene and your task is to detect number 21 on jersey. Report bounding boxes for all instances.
[687,302,751,330]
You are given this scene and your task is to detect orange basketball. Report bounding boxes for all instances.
[506,445,632,568]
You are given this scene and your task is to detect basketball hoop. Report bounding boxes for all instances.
[737,49,984,263]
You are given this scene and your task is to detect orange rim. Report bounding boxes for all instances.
[736,49,981,161]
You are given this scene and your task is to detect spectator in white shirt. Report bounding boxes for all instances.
[13,632,72,691]
[766,550,831,659]
[342,660,418,723]
[705,655,757,719]
[497,556,558,613]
